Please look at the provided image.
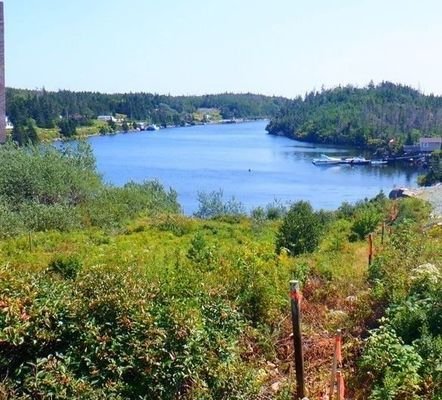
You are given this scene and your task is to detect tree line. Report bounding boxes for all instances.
[266,81,442,149]
[6,88,289,144]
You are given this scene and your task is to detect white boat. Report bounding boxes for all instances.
[343,156,370,165]
[370,160,388,165]
[146,124,160,131]
[312,154,342,166]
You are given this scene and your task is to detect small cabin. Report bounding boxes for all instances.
[419,137,442,153]
[97,115,117,122]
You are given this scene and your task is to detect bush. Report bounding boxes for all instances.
[48,256,82,279]
[194,190,246,219]
[0,263,261,399]
[19,202,82,232]
[350,205,382,241]
[83,181,180,229]
[265,199,287,220]
[360,323,423,400]
[275,201,322,256]
[0,200,25,238]
[0,142,100,207]
[395,198,431,225]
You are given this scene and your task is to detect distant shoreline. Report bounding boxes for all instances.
[53,118,269,143]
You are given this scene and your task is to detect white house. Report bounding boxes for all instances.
[419,137,442,153]
[5,116,13,129]
[97,115,117,122]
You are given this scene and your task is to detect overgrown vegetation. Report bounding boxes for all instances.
[0,143,440,399]
[0,142,179,237]
[267,81,442,151]
[419,150,442,185]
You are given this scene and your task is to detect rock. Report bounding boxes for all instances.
[271,381,281,392]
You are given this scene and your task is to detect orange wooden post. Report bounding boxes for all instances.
[336,371,345,400]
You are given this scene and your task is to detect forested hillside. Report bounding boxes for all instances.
[266,82,442,148]
[6,88,288,128]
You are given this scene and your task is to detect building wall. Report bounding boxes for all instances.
[0,1,5,144]
[420,141,442,153]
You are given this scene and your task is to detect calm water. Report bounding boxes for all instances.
[88,121,420,214]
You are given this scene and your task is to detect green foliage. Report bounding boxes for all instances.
[58,118,77,137]
[362,211,441,400]
[275,201,322,256]
[0,261,262,399]
[48,256,82,279]
[350,205,383,241]
[360,323,423,400]
[194,190,246,220]
[395,197,431,225]
[267,82,442,149]
[11,119,39,146]
[0,143,180,235]
[187,232,216,266]
[265,199,287,220]
[418,150,442,186]
[6,88,288,135]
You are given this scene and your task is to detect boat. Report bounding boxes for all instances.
[343,156,370,165]
[146,124,160,131]
[370,160,388,166]
[312,154,342,166]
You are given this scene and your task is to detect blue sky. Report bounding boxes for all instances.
[5,0,442,96]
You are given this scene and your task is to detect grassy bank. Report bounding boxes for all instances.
[0,143,440,399]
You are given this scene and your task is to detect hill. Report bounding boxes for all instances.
[266,82,442,148]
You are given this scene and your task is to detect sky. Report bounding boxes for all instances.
[5,0,442,97]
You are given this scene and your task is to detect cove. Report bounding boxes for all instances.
[88,120,420,214]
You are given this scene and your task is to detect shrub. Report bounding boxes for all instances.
[81,181,180,229]
[194,190,246,219]
[265,199,287,220]
[275,201,322,256]
[395,198,431,225]
[19,202,82,232]
[350,205,382,241]
[0,201,25,238]
[360,323,423,400]
[0,142,100,207]
[48,256,82,279]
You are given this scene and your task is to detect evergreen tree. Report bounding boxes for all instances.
[26,120,39,144]
[12,123,26,146]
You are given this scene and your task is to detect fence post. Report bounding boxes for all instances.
[381,222,385,245]
[328,329,342,399]
[368,233,373,266]
[336,371,344,400]
[290,280,305,399]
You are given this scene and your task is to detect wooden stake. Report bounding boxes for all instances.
[381,222,385,245]
[328,329,342,399]
[336,371,343,400]
[368,233,373,266]
[290,280,305,399]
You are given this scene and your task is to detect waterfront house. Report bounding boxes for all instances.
[97,115,117,122]
[419,137,442,152]
[5,116,13,130]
